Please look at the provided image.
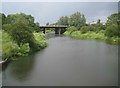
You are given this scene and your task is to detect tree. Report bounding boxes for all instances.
[106,12,120,26]
[0,13,6,29]
[105,23,119,37]
[81,14,86,26]
[3,13,39,52]
[68,12,86,27]
[97,19,101,24]
[105,12,120,37]
[0,13,6,25]
[57,16,69,25]
[34,22,40,32]
[5,13,35,31]
[46,22,49,26]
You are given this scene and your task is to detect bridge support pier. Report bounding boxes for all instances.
[43,28,46,34]
[60,28,65,34]
[55,28,66,35]
[58,28,61,35]
[55,28,59,34]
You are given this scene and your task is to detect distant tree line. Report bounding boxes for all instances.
[58,12,119,38]
[62,12,120,45]
[56,12,86,27]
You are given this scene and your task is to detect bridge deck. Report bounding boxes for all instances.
[40,26,67,28]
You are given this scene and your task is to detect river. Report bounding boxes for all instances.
[1,34,118,86]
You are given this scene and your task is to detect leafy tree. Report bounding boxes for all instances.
[7,20,36,48]
[46,22,50,31]
[34,22,40,32]
[97,19,101,24]
[68,12,86,27]
[0,13,6,30]
[106,12,120,25]
[105,23,119,37]
[46,22,49,26]
[3,13,39,52]
[0,14,2,29]
[5,13,35,31]
[0,13,6,25]
[57,16,69,25]
[105,12,120,37]
[81,14,86,26]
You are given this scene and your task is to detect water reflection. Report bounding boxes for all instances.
[9,55,36,81]
[46,32,64,39]
[2,36,118,86]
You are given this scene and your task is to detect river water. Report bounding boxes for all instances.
[2,34,118,86]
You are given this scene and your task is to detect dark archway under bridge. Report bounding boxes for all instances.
[40,26,68,34]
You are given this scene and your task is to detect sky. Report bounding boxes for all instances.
[2,2,118,25]
[1,0,119,2]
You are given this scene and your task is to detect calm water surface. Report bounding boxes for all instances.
[2,35,118,86]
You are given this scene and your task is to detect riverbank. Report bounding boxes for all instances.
[1,30,47,62]
[64,30,120,45]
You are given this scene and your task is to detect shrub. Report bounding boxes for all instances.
[2,31,31,60]
[2,31,19,60]
[105,24,119,37]
[17,43,30,56]
[66,26,78,34]
[33,32,47,49]
[80,26,89,34]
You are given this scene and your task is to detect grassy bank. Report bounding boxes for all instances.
[2,30,47,61]
[64,30,120,45]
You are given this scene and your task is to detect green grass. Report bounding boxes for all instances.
[64,30,120,45]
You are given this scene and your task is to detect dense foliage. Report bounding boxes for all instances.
[2,31,30,59]
[57,16,69,25]
[56,12,86,27]
[64,12,120,45]
[105,12,120,37]
[1,13,47,60]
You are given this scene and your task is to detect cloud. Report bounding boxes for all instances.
[1,0,119,2]
[2,2,118,25]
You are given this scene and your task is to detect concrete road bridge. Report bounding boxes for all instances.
[40,26,68,34]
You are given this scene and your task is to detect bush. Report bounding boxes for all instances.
[2,31,31,60]
[1,13,48,61]
[17,43,30,56]
[2,31,19,60]
[80,26,90,34]
[66,26,78,34]
[33,32,47,49]
[105,24,119,37]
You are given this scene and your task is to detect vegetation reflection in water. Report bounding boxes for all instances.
[8,55,36,81]
[2,36,118,86]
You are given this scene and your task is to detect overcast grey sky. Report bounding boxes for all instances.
[2,2,118,25]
